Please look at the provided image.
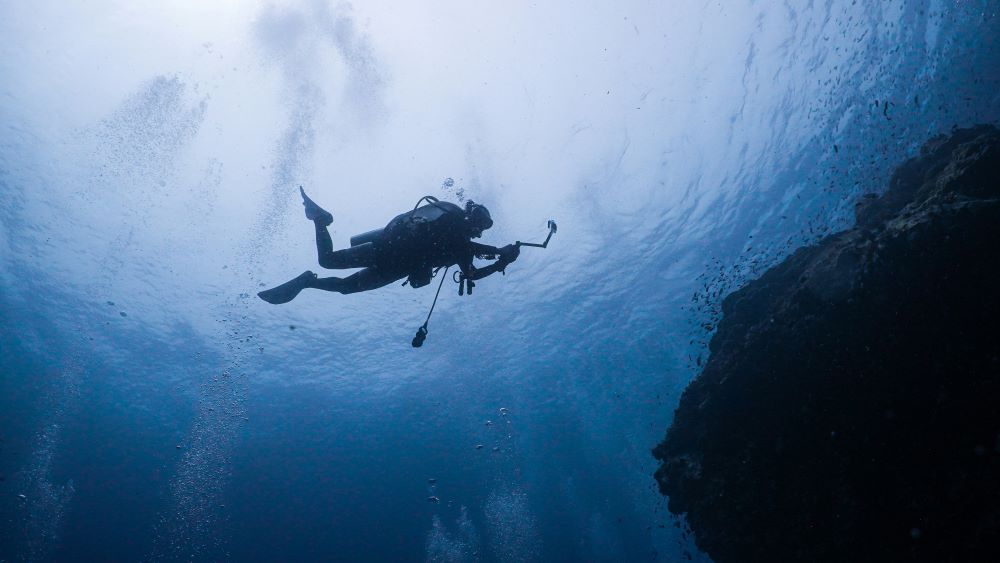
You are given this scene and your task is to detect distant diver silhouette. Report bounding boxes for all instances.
[259,187,556,345]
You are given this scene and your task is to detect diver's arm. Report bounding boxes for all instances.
[461,244,520,281]
[456,252,500,282]
[469,242,500,258]
[457,242,501,281]
[466,260,506,281]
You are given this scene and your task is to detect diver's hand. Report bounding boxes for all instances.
[497,244,520,266]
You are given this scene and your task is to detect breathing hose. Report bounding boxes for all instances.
[411,266,449,348]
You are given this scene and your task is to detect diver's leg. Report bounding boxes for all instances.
[301,186,347,267]
[310,267,404,295]
[314,221,335,264]
[316,240,377,270]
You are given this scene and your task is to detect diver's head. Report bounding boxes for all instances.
[464,200,493,238]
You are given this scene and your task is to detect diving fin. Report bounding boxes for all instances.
[258,271,317,304]
[300,186,333,226]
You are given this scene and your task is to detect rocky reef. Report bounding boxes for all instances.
[654,125,1000,562]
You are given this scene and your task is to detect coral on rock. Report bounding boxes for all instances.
[654,125,1000,563]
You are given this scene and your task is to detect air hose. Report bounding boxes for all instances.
[411,266,449,348]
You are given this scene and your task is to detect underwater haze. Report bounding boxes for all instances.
[2,1,998,561]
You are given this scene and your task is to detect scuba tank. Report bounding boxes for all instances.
[349,198,463,247]
[350,228,383,247]
[351,198,464,289]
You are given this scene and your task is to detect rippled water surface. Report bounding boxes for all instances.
[2,1,998,561]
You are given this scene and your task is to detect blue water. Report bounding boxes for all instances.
[2,1,998,561]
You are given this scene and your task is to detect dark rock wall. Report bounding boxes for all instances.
[653,125,1000,563]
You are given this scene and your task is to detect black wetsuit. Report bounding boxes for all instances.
[376,201,501,284]
[311,202,504,294]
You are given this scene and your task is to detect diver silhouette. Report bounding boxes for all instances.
[257,187,520,304]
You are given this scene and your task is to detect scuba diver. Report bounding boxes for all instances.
[258,187,521,305]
